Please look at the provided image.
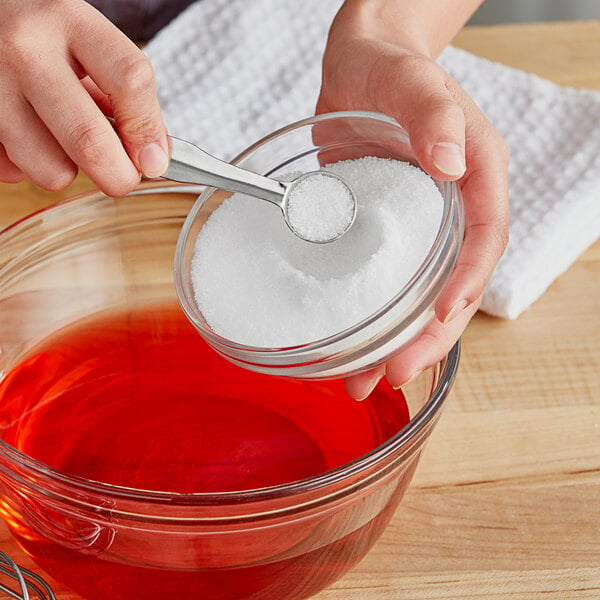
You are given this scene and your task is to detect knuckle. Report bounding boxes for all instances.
[0,32,36,72]
[494,217,510,253]
[480,121,509,163]
[396,52,430,74]
[1,0,79,72]
[66,119,111,164]
[111,53,162,143]
[397,55,463,116]
[119,112,163,144]
[481,220,509,264]
[432,95,463,120]
[491,182,510,253]
[456,258,489,293]
[480,218,510,260]
[115,54,155,95]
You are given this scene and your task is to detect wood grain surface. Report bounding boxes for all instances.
[0,19,599,600]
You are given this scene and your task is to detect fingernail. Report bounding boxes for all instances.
[443,299,468,324]
[432,142,466,177]
[392,371,419,390]
[356,374,382,401]
[139,143,169,178]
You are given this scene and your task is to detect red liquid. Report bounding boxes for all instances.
[0,305,412,600]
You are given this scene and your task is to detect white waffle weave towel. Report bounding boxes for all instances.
[145,0,600,319]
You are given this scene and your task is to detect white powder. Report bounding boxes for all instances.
[191,157,444,348]
[285,172,355,242]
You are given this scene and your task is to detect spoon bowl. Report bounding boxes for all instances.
[164,136,356,244]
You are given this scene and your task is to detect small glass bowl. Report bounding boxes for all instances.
[175,111,463,379]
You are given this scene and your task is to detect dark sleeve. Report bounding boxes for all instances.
[86,0,197,41]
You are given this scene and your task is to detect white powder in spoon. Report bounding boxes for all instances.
[191,156,444,348]
[285,172,355,243]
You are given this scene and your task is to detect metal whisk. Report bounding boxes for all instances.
[0,552,55,600]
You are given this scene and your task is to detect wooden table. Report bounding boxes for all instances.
[1,19,599,600]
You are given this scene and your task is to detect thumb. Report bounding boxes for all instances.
[374,55,466,180]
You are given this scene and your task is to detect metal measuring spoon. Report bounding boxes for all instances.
[163,136,357,244]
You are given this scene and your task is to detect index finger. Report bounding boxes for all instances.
[69,3,169,177]
[23,60,141,197]
[435,108,510,323]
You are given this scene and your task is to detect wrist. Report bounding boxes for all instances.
[337,0,482,58]
[340,0,433,56]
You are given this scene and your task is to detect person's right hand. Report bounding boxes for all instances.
[0,0,168,196]
[317,0,509,400]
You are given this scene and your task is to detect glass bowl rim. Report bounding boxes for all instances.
[174,110,461,355]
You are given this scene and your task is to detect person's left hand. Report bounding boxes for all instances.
[317,5,509,399]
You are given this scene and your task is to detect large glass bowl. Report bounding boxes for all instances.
[175,111,463,379]
[0,182,459,600]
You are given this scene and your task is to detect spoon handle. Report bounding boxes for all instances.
[165,136,286,206]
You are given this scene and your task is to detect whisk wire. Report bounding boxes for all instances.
[0,552,55,600]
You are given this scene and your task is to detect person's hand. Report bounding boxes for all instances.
[318,0,509,399]
[0,0,168,196]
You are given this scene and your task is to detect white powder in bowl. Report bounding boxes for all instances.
[191,156,444,348]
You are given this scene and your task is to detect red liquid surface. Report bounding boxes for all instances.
[0,305,412,600]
